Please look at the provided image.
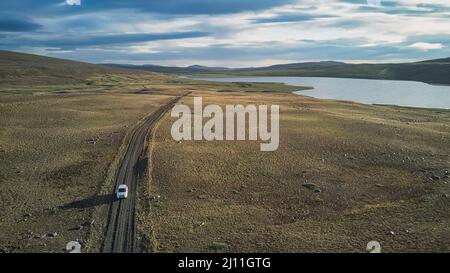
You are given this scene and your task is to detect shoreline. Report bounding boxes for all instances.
[188,75,450,111]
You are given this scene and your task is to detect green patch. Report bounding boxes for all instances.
[208,242,229,251]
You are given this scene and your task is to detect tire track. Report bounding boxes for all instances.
[101,94,187,253]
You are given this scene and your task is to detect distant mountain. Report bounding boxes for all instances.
[416,57,450,64]
[238,61,347,71]
[1,50,448,86]
[188,65,230,71]
[0,50,148,85]
[106,61,348,74]
[105,58,450,85]
[106,63,193,74]
[106,63,230,74]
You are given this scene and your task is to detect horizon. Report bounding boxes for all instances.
[5,49,448,69]
[0,49,450,69]
[101,57,448,68]
[1,1,450,67]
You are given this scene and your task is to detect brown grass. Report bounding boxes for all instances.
[0,92,176,252]
[0,57,305,252]
[1,55,449,253]
[143,91,450,253]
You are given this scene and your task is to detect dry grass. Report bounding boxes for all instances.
[1,59,449,253]
[143,91,450,253]
[0,92,177,252]
[1,51,318,253]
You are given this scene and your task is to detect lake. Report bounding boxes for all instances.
[192,76,450,109]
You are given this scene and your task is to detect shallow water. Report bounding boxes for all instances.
[193,76,450,109]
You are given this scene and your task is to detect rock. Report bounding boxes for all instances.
[197,194,209,200]
[48,232,58,238]
[302,181,319,192]
[344,154,356,160]
[194,221,205,228]
[75,225,83,230]
[375,184,383,188]
[314,197,324,203]
[431,174,441,180]
[389,231,395,235]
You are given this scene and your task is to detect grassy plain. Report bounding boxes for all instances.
[1,51,449,253]
[0,51,304,252]
[0,91,180,252]
[142,91,450,253]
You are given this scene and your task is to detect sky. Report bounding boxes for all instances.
[0,0,449,67]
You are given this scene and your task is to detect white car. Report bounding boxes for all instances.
[116,184,128,199]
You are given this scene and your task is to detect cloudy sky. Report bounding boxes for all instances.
[1,0,449,67]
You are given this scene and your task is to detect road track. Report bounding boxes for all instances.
[101,94,186,253]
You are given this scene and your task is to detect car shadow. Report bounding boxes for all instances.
[62,193,114,209]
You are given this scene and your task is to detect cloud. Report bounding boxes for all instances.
[367,0,381,6]
[252,13,334,24]
[1,31,211,49]
[408,42,444,51]
[355,0,450,15]
[0,0,295,16]
[34,38,431,66]
[86,0,295,15]
[1,0,449,66]
[66,0,81,6]
[0,17,42,32]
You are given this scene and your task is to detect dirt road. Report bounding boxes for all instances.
[101,94,186,253]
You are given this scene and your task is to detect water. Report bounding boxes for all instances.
[192,76,450,109]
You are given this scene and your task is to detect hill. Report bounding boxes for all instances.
[106,63,229,74]
[107,58,450,85]
[0,50,148,86]
[2,50,449,85]
[237,61,450,85]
